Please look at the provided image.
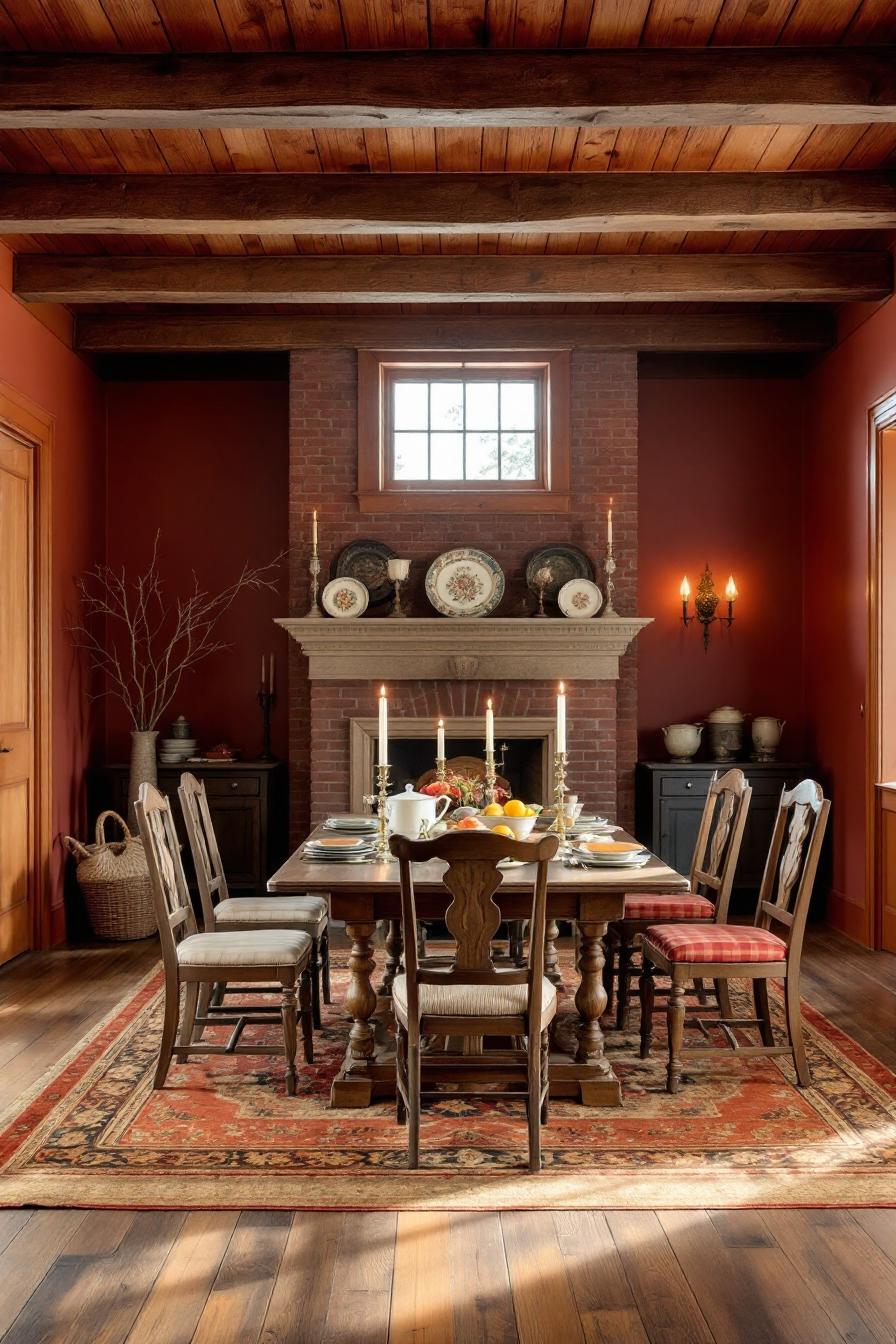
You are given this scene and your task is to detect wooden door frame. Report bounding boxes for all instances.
[0,381,53,951]
[867,388,896,950]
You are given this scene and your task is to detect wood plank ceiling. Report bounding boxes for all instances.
[1,0,894,347]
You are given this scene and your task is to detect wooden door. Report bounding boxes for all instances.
[0,426,35,963]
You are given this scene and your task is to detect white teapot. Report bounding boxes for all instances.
[386,783,451,839]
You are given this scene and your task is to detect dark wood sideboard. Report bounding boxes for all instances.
[635,761,821,914]
[90,761,288,897]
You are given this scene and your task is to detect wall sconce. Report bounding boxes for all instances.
[680,564,737,650]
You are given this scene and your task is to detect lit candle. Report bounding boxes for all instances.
[312,508,318,549]
[378,685,388,765]
[261,654,266,690]
[556,682,567,754]
[680,576,690,621]
[437,718,445,759]
[725,575,738,603]
[607,498,614,554]
[269,653,275,695]
[485,699,494,754]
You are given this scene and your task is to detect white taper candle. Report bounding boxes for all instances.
[378,684,388,765]
[437,718,445,759]
[557,682,567,754]
[485,699,494,753]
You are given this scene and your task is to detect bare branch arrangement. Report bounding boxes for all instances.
[68,534,283,731]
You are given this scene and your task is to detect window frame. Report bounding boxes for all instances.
[357,349,571,514]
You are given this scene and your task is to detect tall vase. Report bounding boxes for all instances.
[127,730,159,829]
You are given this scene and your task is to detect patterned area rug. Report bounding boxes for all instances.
[3,956,896,1210]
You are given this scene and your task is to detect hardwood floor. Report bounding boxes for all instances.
[1,927,895,1343]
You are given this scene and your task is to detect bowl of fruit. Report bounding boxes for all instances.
[477,798,540,840]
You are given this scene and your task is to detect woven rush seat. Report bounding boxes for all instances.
[622,893,715,920]
[213,896,328,934]
[177,929,312,968]
[642,924,787,964]
[392,973,556,1030]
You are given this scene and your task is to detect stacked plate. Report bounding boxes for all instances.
[323,815,378,835]
[570,840,650,869]
[159,737,197,764]
[303,835,376,864]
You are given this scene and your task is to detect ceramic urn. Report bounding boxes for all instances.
[706,706,745,762]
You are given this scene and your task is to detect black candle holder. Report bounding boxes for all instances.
[257,689,276,761]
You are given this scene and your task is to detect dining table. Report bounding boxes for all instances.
[268,825,688,1109]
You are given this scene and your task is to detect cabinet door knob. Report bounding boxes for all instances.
[231,781,238,790]
[686,780,693,789]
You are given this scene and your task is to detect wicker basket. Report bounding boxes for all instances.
[64,811,157,941]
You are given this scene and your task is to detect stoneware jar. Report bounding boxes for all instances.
[706,706,745,762]
[662,723,703,762]
[752,716,786,761]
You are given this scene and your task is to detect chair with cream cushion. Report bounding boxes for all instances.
[178,772,330,1027]
[136,782,314,1096]
[389,828,559,1173]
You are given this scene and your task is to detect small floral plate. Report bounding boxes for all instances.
[558,578,603,620]
[425,548,505,618]
[322,576,369,619]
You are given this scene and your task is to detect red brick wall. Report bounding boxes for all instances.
[288,348,638,839]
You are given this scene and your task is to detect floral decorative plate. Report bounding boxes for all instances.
[558,578,603,620]
[322,576,369,619]
[425,548,505,618]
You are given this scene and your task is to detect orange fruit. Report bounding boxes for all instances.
[491,824,514,838]
[504,798,526,818]
[482,802,504,816]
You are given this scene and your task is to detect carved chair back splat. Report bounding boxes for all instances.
[389,829,559,1172]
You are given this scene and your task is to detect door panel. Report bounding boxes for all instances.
[0,428,35,963]
[881,789,896,954]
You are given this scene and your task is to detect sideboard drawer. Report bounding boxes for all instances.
[204,776,260,797]
[660,775,707,796]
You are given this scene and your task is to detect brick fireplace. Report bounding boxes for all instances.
[287,347,640,841]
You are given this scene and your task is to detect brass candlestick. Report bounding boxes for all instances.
[601,552,618,617]
[306,544,322,618]
[374,762,391,862]
[484,749,498,806]
[547,750,570,848]
[435,756,447,783]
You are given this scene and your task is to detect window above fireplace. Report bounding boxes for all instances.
[357,349,570,513]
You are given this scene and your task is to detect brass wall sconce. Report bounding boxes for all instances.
[680,564,737,650]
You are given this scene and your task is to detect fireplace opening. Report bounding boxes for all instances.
[387,736,545,804]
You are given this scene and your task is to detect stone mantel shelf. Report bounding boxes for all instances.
[276,616,652,682]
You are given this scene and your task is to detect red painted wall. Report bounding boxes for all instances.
[104,380,289,763]
[803,295,896,945]
[0,245,105,942]
[638,374,806,763]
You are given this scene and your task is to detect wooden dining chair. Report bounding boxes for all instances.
[178,772,330,1026]
[136,782,314,1096]
[638,778,830,1093]
[389,829,560,1173]
[605,768,752,1028]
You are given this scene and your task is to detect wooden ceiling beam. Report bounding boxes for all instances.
[17,253,891,305]
[75,312,835,354]
[2,172,895,235]
[0,49,894,129]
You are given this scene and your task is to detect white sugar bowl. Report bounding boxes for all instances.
[662,723,703,762]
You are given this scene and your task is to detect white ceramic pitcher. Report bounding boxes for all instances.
[386,784,451,838]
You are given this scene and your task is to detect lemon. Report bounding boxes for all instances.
[491,824,514,838]
[504,798,526,818]
[523,807,536,817]
[483,802,505,816]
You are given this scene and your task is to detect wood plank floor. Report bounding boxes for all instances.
[1,927,895,1343]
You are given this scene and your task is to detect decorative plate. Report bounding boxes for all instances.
[425,548,505,618]
[558,578,603,620]
[525,545,595,602]
[333,539,397,607]
[322,577,369,619]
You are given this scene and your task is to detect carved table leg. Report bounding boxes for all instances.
[574,921,621,1104]
[544,919,563,987]
[330,921,379,1107]
[379,918,404,998]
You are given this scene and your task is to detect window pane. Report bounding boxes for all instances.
[430,382,464,431]
[393,432,429,479]
[466,432,499,480]
[500,381,535,431]
[466,381,498,431]
[430,433,464,479]
[501,432,537,480]
[393,382,429,431]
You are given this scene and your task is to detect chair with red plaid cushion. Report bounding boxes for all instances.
[605,768,751,1028]
[638,778,830,1093]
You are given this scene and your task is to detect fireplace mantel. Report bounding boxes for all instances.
[277,616,652,681]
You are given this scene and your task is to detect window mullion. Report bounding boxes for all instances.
[497,380,503,481]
